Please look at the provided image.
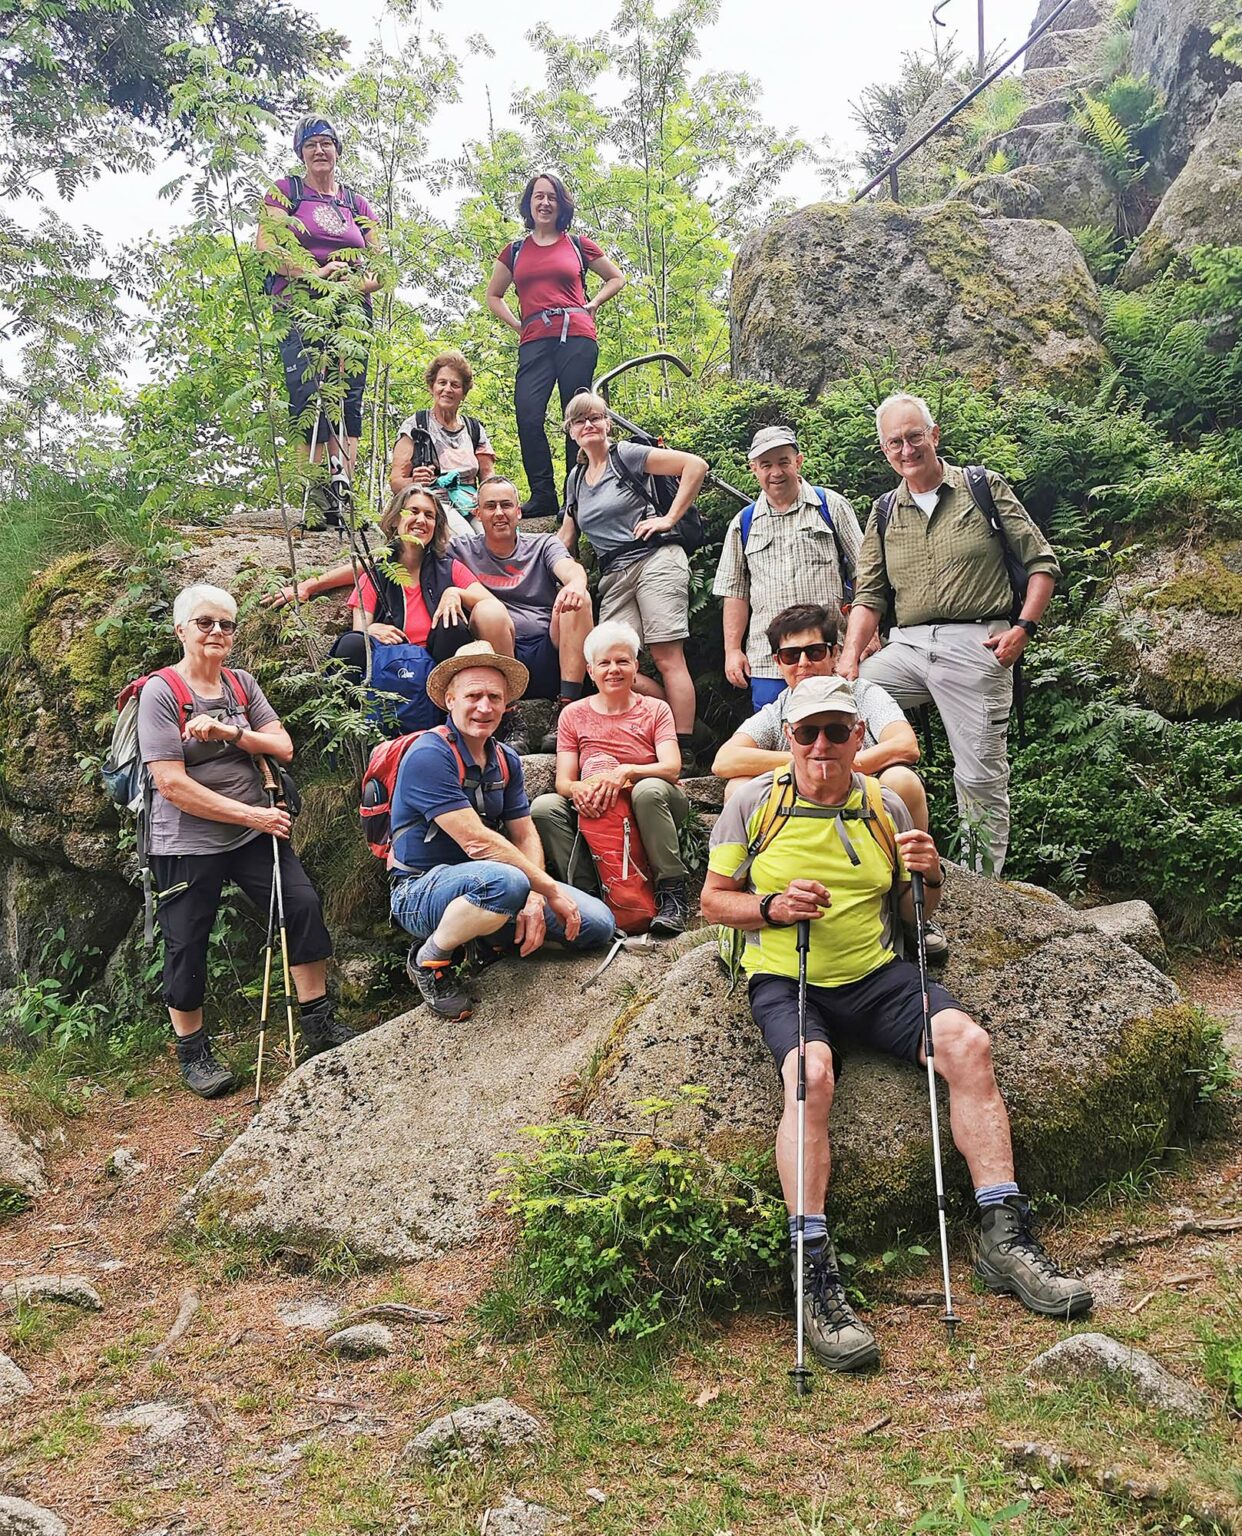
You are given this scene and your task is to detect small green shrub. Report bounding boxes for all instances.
[494,1112,785,1338]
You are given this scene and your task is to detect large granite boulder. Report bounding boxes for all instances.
[1025,0,1112,70]
[1109,539,1242,716]
[181,939,702,1263]
[0,1114,44,1207]
[1131,0,1242,181]
[185,868,1216,1260]
[588,868,1213,1249]
[983,122,1118,228]
[1121,82,1242,286]
[731,200,1105,397]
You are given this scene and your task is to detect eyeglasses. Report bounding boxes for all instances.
[883,430,929,453]
[789,720,854,746]
[191,616,237,634]
[302,136,336,151]
[774,642,830,666]
[573,412,609,426]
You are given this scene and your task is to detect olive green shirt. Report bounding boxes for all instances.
[853,461,1060,628]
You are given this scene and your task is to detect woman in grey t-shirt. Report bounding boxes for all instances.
[558,391,708,768]
[136,584,349,1098]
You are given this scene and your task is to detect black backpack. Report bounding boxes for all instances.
[412,408,484,465]
[262,175,365,296]
[566,446,706,575]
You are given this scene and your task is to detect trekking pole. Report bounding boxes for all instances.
[253,870,278,1105]
[259,758,298,1073]
[790,917,814,1399]
[911,870,961,1343]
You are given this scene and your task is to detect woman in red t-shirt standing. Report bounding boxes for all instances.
[486,173,625,516]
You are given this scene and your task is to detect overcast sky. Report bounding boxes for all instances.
[56,0,1040,247]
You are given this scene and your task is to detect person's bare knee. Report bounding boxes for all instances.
[470,598,515,653]
[930,1011,995,1087]
[722,775,752,803]
[878,764,929,831]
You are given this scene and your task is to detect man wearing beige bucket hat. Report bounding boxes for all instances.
[387,640,616,1019]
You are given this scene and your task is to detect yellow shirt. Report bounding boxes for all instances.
[707,772,910,987]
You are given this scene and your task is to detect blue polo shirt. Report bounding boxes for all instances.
[390,721,529,876]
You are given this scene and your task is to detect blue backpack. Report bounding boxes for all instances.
[740,487,854,602]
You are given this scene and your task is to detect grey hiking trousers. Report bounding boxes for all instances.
[860,620,1013,875]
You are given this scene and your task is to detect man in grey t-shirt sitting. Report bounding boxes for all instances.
[450,476,593,750]
[711,601,946,958]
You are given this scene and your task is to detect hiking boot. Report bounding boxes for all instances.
[676,735,699,775]
[300,1002,359,1057]
[496,708,529,756]
[539,704,567,755]
[302,482,333,532]
[650,879,689,936]
[975,1196,1094,1319]
[178,1039,236,1099]
[406,945,473,1021]
[907,919,950,962]
[796,1237,881,1372]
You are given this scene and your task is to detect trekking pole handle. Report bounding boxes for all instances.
[796,919,811,955]
[258,754,280,797]
[910,870,926,912]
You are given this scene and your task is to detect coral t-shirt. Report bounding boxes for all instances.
[556,694,676,769]
[348,559,476,645]
[497,233,606,345]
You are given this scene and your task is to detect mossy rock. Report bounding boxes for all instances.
[588,867,1211,1250]
[731,199,1106,398]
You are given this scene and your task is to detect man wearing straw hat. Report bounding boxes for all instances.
[388,641,617,1020]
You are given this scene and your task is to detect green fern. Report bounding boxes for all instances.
[1211,20,1242,66]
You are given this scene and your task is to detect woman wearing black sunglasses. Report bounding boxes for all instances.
[136,584,349,1098]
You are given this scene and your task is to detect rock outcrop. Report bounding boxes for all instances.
[984,122,1117,229]
[1121,82,1242,286]
[731,201,1105,398]
[0,1115,43,1205]
[1131,0,1242,181]
[1025,0,1112,71]
[185,868,1215,1259]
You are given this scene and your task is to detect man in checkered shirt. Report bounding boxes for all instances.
[713,426,863,710]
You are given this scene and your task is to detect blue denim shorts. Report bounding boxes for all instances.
[390,859,616,950]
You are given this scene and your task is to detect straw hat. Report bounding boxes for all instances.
[426,641,529,710]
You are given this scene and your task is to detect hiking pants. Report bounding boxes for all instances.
[514,335,598,513]
[389,861,615,950]
[530,780,690,889]
[859,620,1012,875]
[150,836,332,1013]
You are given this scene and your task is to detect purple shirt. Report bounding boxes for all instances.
[264,178,377,299]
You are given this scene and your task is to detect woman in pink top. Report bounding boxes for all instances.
[531,620,689,935]
[486,172,625,517]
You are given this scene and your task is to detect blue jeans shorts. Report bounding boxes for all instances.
[390,859,616,951]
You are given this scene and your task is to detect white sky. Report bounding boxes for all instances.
[57,0,1040,248]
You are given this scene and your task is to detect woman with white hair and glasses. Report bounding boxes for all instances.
[136,584,351,1098]
[531,619,690,935]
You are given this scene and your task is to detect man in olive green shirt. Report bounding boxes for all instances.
[837,393,1059,874]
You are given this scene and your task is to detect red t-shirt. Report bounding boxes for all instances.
[348,559,477,646]
[498,233,606,345]
[556,695,677,769]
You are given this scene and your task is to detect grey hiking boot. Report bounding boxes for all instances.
[177,1038,236,1099]
[795,1237,881,1372]
[907,919,950,961]
[299,1001,359,1057]
[406,945,473,1021]
[975,1196,1093,1319]
[302,482,333,532]
[651,879,689,936]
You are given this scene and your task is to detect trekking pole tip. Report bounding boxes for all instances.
[789,1365,814,1398]
[943,1311,962,1344]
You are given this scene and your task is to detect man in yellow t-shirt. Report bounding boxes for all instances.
[702,676,1091,1375]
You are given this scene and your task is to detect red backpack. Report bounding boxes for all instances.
[360,725,512,864]
[573,791,656,934]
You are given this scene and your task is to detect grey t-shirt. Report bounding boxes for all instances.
[740,677,907,752]
[449,530,565,640]
[571,441,655,568]
[137,669,278,855]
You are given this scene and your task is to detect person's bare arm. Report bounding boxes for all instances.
[722,595,751,690]
[700,871,831,929]
[432,805,560,899]
[390,436,414,493]
[556,512,579,554]
[633,448,708,538]
[855,720,919,777]
[894,829,942,924]
[475,448,497,480]
[149,760,292,834]
[486,259,522,333]
[836,605,883,679]
[584,254,625,312]
[711,730,790,782]
[984,571,1056,668]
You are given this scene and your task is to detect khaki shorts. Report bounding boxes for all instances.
[598,543,690,645]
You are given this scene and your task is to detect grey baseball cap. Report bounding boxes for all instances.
[747,425,799,459]
[784,675,859,724]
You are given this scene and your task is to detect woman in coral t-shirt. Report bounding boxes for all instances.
[486,172,625,516]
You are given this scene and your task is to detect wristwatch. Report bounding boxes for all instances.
[758,892,791,927]
[1014,618,1038,638]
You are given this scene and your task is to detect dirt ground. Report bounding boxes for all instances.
[1,956,1239,1536]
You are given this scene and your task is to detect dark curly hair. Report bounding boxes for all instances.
[518,172,575,232]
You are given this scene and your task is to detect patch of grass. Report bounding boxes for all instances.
[0,1186,32,1222]
[312,1239,363,1282]
[2,1299,83,1358]
[12,1400,101,1467]
[97,1329,160,1377]
[166,1210,285,1284]
[299,1440,401,1535]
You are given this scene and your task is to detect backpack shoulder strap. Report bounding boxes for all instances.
[283,174,304,208]
[732,771,797,884]
[609,444,659,510]
[509,235,526,271]
[564,461,585,520]
[813,486,853,586]
[570,233,588,280]
[153,666,195,720]
[415,409,429,434]
[876,488,900,537]
[340,183,359,216]
[739,503,756,548]
[466,415,482,452]
[431,723,468,784]
[219,667,253,723]
[964,465,1003,534]
[860,775,899,878]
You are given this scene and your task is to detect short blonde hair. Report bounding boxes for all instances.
[875,392,936,442]
[583,619,641,668]
[563,391,611,432]
[173,584,236,630]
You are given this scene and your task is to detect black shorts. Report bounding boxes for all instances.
[748,958,962,1076]
[514,631,560,701]
[279,324,368,442]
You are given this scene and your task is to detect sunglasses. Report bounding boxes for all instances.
[789,720,855,746]
[191,616,237,634]
[774,642,831,666]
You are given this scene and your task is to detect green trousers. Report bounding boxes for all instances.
[531,780,689,889]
